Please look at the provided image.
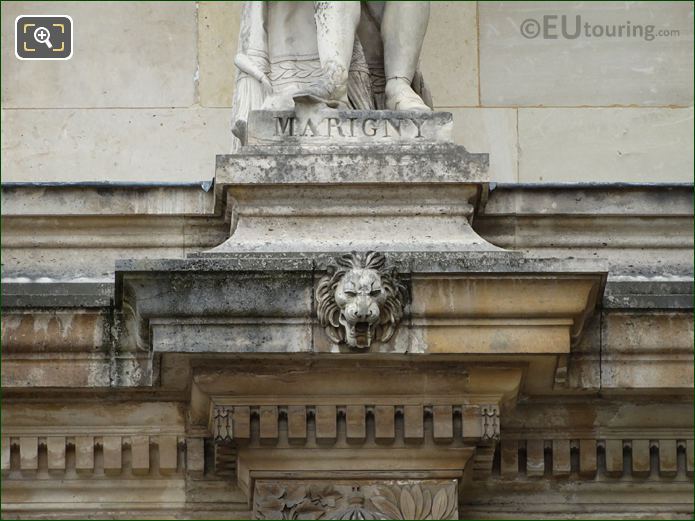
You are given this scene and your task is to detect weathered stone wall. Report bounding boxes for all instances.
[1,3,692,519]
[1,1,693,183]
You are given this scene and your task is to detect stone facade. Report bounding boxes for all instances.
[1,1,693,183]
[2,179,692,519]
[1,2,693,520]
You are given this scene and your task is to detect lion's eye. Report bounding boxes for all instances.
[344,290,357,297]
[370,290,382,297]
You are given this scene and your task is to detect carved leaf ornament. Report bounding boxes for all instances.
[369,483,457,520]
[254,481,457,520]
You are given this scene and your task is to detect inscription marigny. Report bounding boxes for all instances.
[274,114,427,139]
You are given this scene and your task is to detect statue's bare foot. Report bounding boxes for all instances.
[385,78,431,112]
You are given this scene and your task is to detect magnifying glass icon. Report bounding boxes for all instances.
[33,26,53,49]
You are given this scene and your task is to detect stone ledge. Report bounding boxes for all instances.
[116,252,608,275]
[215,143,489,185]
[4,183,688,217]
[483,184,694,216]
[2,282,113,308]
[0,184,215,216]
[113,254,604,381]
[1,353,152,388]
[604,279,694,309]
[462,480,694,520]
[5,268,690,311]
[2,184,689,279]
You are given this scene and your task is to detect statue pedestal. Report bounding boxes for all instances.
[199,109,499,255]
[202,144,497,255]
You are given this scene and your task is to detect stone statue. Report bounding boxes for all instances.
[231,1,432,147]
[316,252,407,349]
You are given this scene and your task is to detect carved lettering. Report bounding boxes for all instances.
[386,118,402,137]
[326,117,344,137]
[299,117,320,137]
[270,115,432,140]
[411,118,424,138]
[274,116,295,136]
[362,118,378,137]
[347,117,358,137]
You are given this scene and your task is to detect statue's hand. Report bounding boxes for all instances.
[235,53,273,95]
[260,76,274,96]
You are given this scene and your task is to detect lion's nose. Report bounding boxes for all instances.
[354,308,370,319]
[353,298,372,319]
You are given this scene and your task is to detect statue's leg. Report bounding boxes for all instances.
[308,1,361,106]
[380,1,431,111]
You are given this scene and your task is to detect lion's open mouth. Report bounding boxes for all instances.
[354,321,371,348]
[339,312,377,349]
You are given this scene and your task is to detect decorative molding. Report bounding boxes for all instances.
[253,479,458,520]
[214,440,237,480]
[497,438,694,480]
[316,252,407,349]
[1,435,201,478]
[480,405,500,441]
[471,443,497,481]
[213,406,233,442]
[210,403,499,446]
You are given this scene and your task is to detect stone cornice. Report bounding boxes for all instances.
[2,184,690,282]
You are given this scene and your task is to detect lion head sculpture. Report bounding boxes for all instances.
[316,252,407,349]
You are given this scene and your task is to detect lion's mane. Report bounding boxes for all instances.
[316,251,407,346]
